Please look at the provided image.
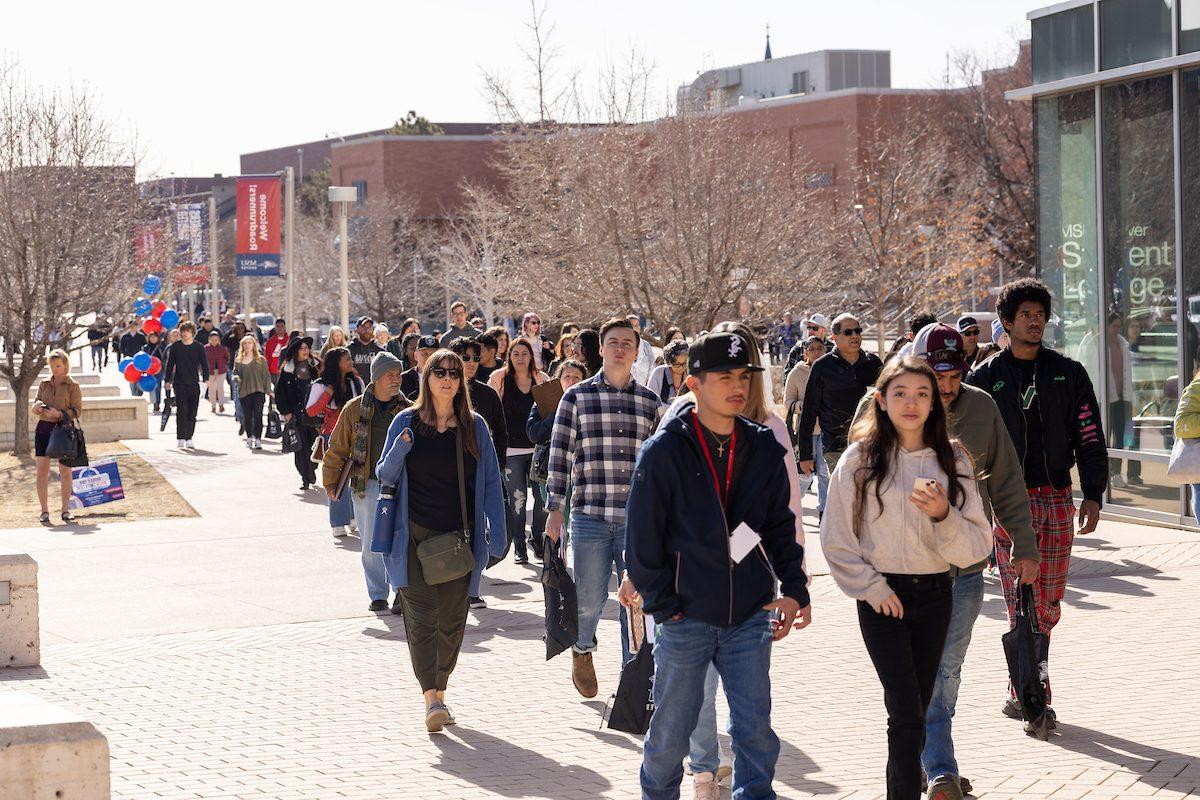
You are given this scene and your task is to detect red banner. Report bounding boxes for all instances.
[236,177,282,276]
[134,221,166,273]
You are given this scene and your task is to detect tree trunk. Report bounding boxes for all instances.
[8,372,37,456]
[876,303,887,358]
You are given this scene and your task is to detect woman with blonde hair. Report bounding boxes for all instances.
[488,338,551,563]
[32,349,83,524]
[233,335,273,449]
[319,326,348,360]
[374,349,506,731]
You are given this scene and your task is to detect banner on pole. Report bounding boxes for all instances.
[236,177,282,277]
[171,203,209,285]
[68,459,126,509]
[134,221,167,274]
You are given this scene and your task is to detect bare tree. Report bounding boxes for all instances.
[0,61,142,454]
[437,184,522,326]
[348,191,429,325]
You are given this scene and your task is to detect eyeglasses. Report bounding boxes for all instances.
[837,327,863,336]
[806,324,819,331]
[671,360,688,368]
[962,328,981,337]
[459,354,480,362]
[430,368,462,380]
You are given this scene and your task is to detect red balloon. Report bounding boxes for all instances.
[142,318,163,335]
[148,356,162,375]
[123,364,142,383]
[151,301,167,320]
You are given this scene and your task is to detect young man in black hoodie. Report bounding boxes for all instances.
[626,332,811,800]
[163,321,210,449]
[968,278,1107,731]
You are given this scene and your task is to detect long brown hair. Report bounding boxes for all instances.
[410,349,478,458]
[847,357,968,538]
[499,337,538,383]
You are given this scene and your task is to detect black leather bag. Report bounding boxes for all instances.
[46,420,81,461]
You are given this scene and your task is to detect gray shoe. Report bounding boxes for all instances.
[927,775,964,800]
[425,702,450,733]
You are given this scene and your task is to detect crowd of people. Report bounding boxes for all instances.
[66,278,1131,800]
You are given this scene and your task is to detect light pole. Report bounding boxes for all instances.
[329,186,358,332]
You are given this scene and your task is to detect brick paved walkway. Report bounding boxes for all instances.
[1,397,1197,799]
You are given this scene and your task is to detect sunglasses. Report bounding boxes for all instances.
[837,327,863,336]
[459,354,481,362]
[430,367,462,380]
[962,328,981,337]
[806,324,820,331]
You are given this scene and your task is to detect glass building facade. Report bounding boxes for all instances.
[1021,0,1199,526]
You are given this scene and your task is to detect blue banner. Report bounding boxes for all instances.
[236,254,281,277]
[171,203,209,284]
[69,459,126,509]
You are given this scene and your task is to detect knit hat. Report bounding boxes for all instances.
[370,351,404,383]
[991,318,1005,345]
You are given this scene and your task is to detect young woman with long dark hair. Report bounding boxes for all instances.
[276,336,320,490]
[307,346,365,538]
[488,338,551,563]
[574,328,603,378]
[373,350,506,731]
[821,357,991,800]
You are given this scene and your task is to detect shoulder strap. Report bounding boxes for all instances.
[456,423,469,532]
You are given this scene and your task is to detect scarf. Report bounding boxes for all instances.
[350,382,406,496]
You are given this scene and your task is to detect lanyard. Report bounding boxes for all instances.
[691,411,735,509]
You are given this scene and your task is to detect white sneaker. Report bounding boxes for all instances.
[332,525,350,539]
[185,440,195,449]
[693,773,720,800]
[1111,474,1127,488]
[349,520,359,535]
[177,439,186,448]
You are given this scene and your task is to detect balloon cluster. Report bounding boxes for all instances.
[121,274,176,392]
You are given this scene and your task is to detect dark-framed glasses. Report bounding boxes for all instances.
[431,367,462,379]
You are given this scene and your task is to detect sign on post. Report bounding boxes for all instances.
[236,177,282,277]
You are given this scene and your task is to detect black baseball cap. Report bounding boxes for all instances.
[956,315,979,333]
[688,332,765,376]
[355,316,374,328]
[416,335,439,350]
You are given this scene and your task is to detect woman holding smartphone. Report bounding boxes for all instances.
[32,349,82,524]
[821,357,992,800]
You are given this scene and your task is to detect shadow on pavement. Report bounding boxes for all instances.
[0,665,50,682]
[776,736,840,794]
[1051,722,1199,788]
[431,725,612,797]
[576,724,642,753]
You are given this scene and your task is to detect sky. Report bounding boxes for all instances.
[0,0,1037,179]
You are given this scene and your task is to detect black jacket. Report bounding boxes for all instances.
[967,346,1108,507]
[163,341,209,386]
[796,348,883,459]
[119,331,147,358]
[467,379,508,466]
[275,360,318,416]
[625,402,809,627]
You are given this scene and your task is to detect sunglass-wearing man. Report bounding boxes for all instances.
[796,313,884,482]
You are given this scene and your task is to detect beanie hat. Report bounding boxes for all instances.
[370,351,404,383]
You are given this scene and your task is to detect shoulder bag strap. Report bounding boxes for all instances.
[455,423,469,533]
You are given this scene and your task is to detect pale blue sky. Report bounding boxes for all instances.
[1,0,1037,178]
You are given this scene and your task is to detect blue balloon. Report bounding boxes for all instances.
[138,374,159,392]
[143,275,162,295]
[132,352,152,371]
[118,357,134,372]
[133,298,152,316]
[159,308,180,330]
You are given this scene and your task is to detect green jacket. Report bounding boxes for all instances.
[1175,373,1200,439]
[852,383,1038,575]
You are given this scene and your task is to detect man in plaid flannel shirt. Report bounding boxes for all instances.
[546,316,663,699]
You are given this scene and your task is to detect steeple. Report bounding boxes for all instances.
[764,24,772,60]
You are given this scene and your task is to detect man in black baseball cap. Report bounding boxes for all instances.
[625,330,811,799]
[400,334,440,399]
[348,316,382,375]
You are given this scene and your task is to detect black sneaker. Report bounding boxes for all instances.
[514,551,529,565]
[368,599,387,612]
[390,594,404,615]
[469,596,487,609]
[530,537,545,560]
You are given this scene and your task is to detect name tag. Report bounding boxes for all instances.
[729,522,761,564]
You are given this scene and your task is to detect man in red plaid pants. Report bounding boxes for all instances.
[969,279,1109,733]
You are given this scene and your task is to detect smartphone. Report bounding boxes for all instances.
[913,477,940,494]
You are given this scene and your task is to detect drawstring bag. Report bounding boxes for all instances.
[604,608,655,736]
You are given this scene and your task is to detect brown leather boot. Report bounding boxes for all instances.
[572,651,598,698]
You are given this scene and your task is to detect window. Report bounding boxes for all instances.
[352,180,368,207]
[1183,0,1200,52]
[1101,0,1172,70]
[791,71,809,94]
[1100,75,1177,509]
[1032,6,1095,83]
[1037,91,1099,387]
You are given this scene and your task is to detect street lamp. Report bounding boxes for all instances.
[329,186,358,331]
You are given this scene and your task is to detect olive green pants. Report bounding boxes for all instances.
[401,520,472,692]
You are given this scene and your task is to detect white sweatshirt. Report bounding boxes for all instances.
[820,441,993,612]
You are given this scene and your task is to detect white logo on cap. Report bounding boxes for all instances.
[727,338,742,359]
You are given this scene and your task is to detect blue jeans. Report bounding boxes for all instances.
[570,512,630,664]
[921,570,985,782]
[505,453,547,557]
[326,435,354,528]
[641,611,778,800]
[810,435,829,513]
[351,479,392,601]
[687,664,721,775]
[231,375,243,423]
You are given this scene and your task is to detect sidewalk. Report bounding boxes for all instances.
[2,392,1198,799]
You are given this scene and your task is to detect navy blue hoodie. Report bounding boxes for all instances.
[626,401,809,627]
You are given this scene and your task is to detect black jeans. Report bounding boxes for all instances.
[241,392,265,438]
[294,422,318,485]
[174,383,201,440]
[401,520,471,692]
[857,573,953,800]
